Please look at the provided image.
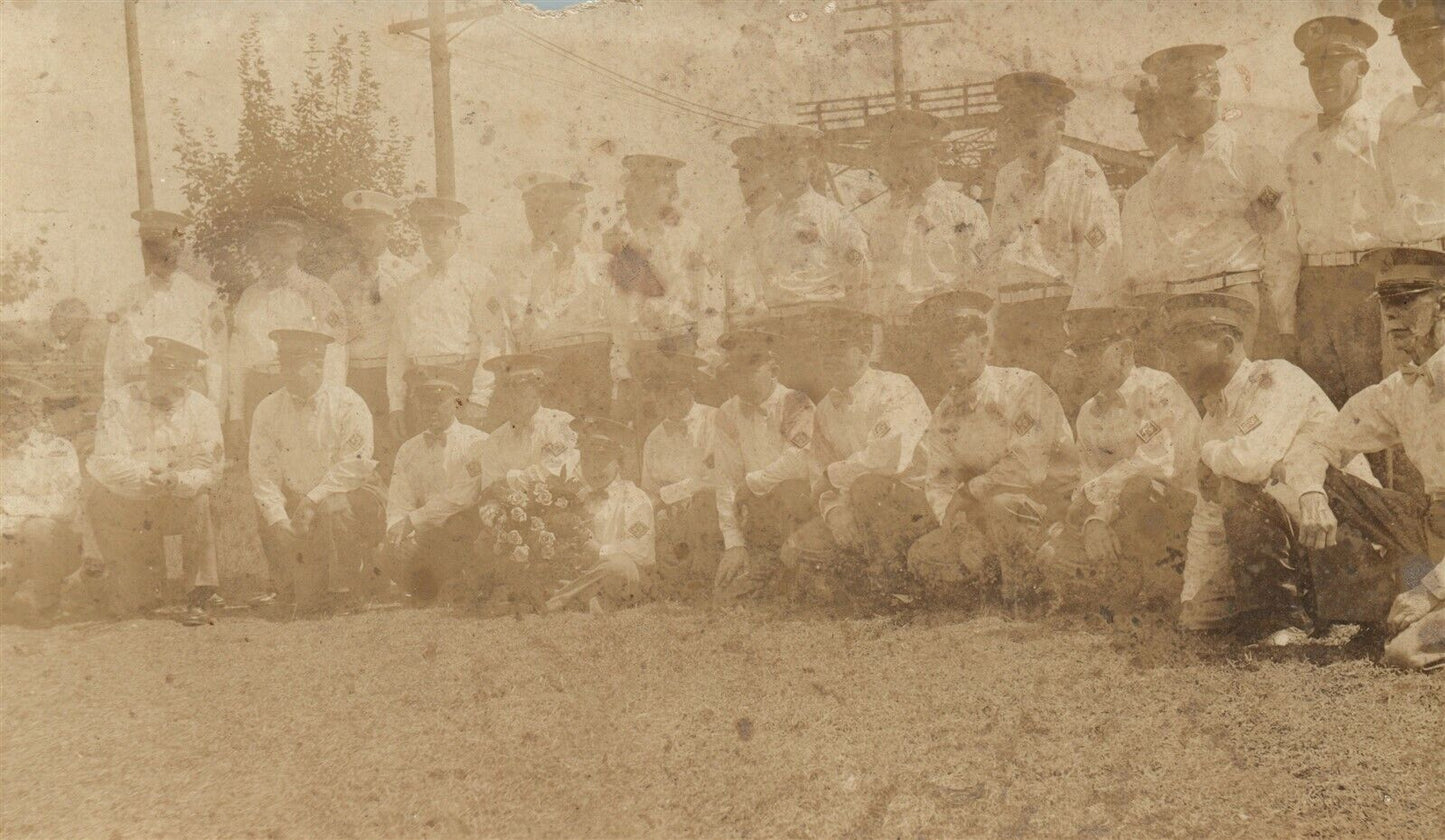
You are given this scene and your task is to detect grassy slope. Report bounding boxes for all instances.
[3,605,1442,840]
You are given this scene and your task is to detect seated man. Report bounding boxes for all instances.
[249,329,383,614]
[1159,292,1392,642]
[710,329,817,600]
[87,337,223,625]
[0,374,81,624]
[546,416,656,612]
[1044,306,1200,614]
[905,290,1079,607]
[1285,248,1445,670]
[637,351,727,599]
[780,306,933,602]
[476,353,580,487]
[383,378,489,605]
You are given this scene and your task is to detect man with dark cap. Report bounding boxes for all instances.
[748,125,870,314]
[474,353,580,488]
[858,109,990,397]
[0,374,81,624]
[544,416,655,613]
[637,351,727,599]
[329,190,412,465]
[1119,73,1176,306]
[88,336,222,625]
[383,377,489,605]
[388,196,512,440]
[1042,306,1200,613]
[105,210,225,416]
[249,328,382,613]
[779,306,933,603]
[904,290,1079,607]
[1284,17,1392,408]
[603,154,714,361]
[1159,292,1379,640]
[1376,0,1445,247]
[711,328,817,599]
[230,202,347,446]
[1145,45,1299,358]
[1285,247,1445,669]
[713,133,778,323]
[514,176,626,420]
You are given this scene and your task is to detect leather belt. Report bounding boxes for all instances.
[1167,269,1260,293]
[408,353,473,367]
[1303,250,1369,268]
[997,283,1071,305]
[348,357,388,370]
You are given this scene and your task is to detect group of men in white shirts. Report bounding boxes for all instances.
[2,2,1442,670]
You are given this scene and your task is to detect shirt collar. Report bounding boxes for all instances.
[1414,80,1445,109]
[1216,358,1254,413]
[1177,120,1229,153]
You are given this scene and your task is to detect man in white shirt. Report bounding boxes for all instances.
[475,354,580,490]
[229,203,348,444]
[105,209,225,415]
[88,337,222,624]
[1376,0,1445,247]
[1145,44,1300,358]
[387,197,512,440]
[1159,292,1386,641]
[383,378,489,605]
[249,329,382,613]
[329,190,412,467]
[638,351,726,599]
[859,108,990,402]
[713,134,777,329]
[1119,73,1179,369]
[1286,248,1445,669]
[0,375,81,624]
[779,307,933,603]
[1285,17,1392,406]
[1045,307,1200,613]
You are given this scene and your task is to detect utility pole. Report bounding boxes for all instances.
[840,0,951,108]
[123,0,154,210]
[387,1,503,200]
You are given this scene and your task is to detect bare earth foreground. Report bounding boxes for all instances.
[3,606,1442,840]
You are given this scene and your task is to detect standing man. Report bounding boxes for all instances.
[859,108,990,399]
[1285,247,1445,670]
[1159,293,1380,640]
[229,203,347,444]
[88,337,222,625]
[249,329,382,614]
[1047,307,1200,613]
[987,72,1121,361]
[710,329,817,599]
[104,209,225,415]
[904,290,1079,607]
[0,375,81,624]
[1119,73,1178,370]
[329,191,412,465]
[779,307,933,602]
[1145,44,1300,357]
[1376,0,1445,248]
[387,197,511,439]
[383,378,489,605]
[1285,17,1391,407]
[713,133,777,326]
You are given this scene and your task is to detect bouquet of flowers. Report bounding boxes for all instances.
[474,468,592,610]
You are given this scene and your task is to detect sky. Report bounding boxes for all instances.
[0,0,1416,319]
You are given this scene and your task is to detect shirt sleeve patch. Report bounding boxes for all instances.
[1013,413,1036,436]
[1137,420,1161,443]
[345,431,364,451]
[466,459,483,478]
[872,420,891,438]
[628,521,650,539]
[543,441,567,458]
[1257,186,1281,208]
[789,431,811,449]
[1237,415,1262,435]
[1085,225,1107,249]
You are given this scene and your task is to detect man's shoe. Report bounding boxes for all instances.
[180,606,212,627]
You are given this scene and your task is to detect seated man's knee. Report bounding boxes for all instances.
[1382,611,1445,671]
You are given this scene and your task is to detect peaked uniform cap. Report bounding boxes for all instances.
[912,289,995,327]
[994,72,1076,111]
[621,154,686,181]
[1295,17,1378,64]
[1161,292,1257,332]
[523,180,593,207]
[256,202,314,233]
[269,328,333,357]
[571,415,633,451]
[1141,44,1228,78]
[1360,247,1445,302]
[1379,0,1445,34]
[633,351,709,387]
[132,209,192,237]
[145,335,208,367]
[1063,306,1146,350]
[482,353,555,380]
[341,190,402,218]
[864,109,950,146]
[409,196,470,224]
[729,134,766,160]
[413,378,461,401]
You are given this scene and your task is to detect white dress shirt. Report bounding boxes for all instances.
[1378,82,1445,244]
[587,476,656,569]
[0,431,79,533]
[329,250,413,365]
[248,384,377,526]
[229,266,349,421]
[607,215,715,337]
[751,188,870,307]
[479,407,579,487]
[713,381,816,549]
[811,367,932,519]
[988,147,1122,308]
[104,270,225,410]
[642,402,725,507]
[1283,100,1388,255]
[858,180,991,320]
[386,420,489,531]
[88,382,223,500]
[1120,168,1171,298]
[1074,366,1200,525]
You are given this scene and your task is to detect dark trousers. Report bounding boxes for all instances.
[257,485,386,613]
[89,486,217,615]
[655,489,725,600]
[783,475,933,595]
[1223,468,1427,628]
[907,488,1058,605]
[348,365,397,480]
[882,325,945,408]
[1,518,80,619]
[540,340,614,421]
[718,479,814,600]
[381,510,481,604]
[1294,265,1381,409]
[994,297,1068,382]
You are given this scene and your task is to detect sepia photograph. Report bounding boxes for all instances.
[1,0,1442,837]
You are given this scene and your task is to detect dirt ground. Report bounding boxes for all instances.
[3,601,1442,840]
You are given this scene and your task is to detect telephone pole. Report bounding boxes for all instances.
[123,0,154,210]
[387,1,503,200]
[840,0,951,108]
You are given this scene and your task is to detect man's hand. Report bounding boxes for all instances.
[268,518,299,549]
[824,506,862,550]
[1386,586,1441,635]
[386,517,416,550]
[990,493,1045,524]
[714,546,749,592]
[1298,491,1339,551]
[1082,519,1119,564]
[387,410,407,442]
[292,498,318,538]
